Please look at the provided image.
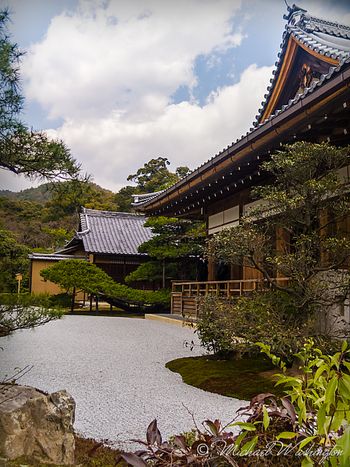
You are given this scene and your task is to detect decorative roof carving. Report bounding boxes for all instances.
[255,4,350,125]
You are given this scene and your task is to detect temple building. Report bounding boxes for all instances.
[133,5,350,315]
[29,208,153,295]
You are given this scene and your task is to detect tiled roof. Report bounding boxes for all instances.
[131,191,165,207]
[76,208,152,255]
[29,253,86,261]
[255,4,350,125]
[133,5,350,209]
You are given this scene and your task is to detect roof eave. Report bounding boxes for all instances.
[136,62,350,213]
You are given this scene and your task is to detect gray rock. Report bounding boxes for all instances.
[0,384,75,465]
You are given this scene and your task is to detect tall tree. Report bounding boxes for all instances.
[126,216,206,288]
[0,228,29,292]
[208,142,350,336]
[0,10,83,181]
[115,157,190,212]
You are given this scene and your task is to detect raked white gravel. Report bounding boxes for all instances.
[0,315,245,449]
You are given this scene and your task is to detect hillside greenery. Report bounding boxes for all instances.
[0,156,193,295]
[0,181,117,250]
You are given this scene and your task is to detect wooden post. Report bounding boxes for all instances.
[162,259,166,289]
[15,273,22,295]
[208,256,216,281]
[70,287,76,313]
[95,295,99,312]
[89,294,93,312]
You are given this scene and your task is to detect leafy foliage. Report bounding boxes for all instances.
[230,339,350,466]
[127,157,190,193]
[0,228,29,292]
[126,216,206,286]
[196,293,338,362]
[125,261,164,284]
[122,340,350,466]
[44,180,117,219]
[115,157,190,212]
[139,216,204,259]
[0,293,64,336]
[0,10,83,182]
[40,259,170,307]
[208,142,350,336]
[0,181,116,250]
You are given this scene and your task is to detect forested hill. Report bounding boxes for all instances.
[0,182,115,204]
[0,183,53,202]
[0,181,117,250]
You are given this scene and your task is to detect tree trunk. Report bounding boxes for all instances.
[162,260,166,289]
[70,287,76,313]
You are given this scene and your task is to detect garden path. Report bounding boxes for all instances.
[1,315,244,449]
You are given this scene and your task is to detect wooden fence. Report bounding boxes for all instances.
[171,278,289,317]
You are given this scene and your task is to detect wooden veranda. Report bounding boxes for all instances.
[171,278,289,317]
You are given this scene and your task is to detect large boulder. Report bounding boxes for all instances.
[0,384,75,465]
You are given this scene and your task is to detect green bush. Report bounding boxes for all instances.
[49,293,72,308]
[41,259,171,308]
[196,292,338,362]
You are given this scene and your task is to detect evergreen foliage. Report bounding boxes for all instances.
[125,216,206,286]
[0,10,83,181]
[40,259,170,307]
[0,228,29,292]
[207,142,350,333]
[0,293,64,336]
[0,181,116,250]
[115,157,190,212]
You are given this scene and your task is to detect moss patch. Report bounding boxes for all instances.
[166,355,284,400]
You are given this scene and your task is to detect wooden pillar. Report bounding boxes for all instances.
[230,263,242,281]
[70,287,76,313]
[208,256,216,281]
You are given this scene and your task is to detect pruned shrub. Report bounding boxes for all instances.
[196,292,338,362]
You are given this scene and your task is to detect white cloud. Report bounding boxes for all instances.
[21,0,273,192]
[47,64,272,191]
[23,0,243,120]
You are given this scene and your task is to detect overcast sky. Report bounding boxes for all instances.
[1,0,350,193]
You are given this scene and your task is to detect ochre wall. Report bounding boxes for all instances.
[30,260,64,295]
[30,259,86,300]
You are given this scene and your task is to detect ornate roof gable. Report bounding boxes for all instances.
[256,3,350,125]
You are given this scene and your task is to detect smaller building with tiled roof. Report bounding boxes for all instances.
[65,208,153,256]
[29,208,154,295]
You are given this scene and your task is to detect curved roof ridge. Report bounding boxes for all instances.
[305,15,350,34]
[254,5,350,126]
[82,208,145,218]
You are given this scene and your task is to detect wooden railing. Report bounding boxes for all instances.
[171,278,289,317]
